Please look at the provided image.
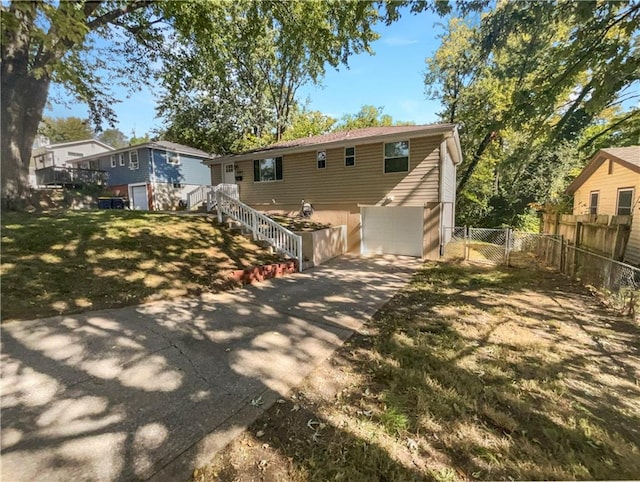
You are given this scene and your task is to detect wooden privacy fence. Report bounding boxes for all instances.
[542,213,631,260]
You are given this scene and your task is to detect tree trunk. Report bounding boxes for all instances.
[1,4,51,209]
[456,130,497,194]
[1,68,51,209]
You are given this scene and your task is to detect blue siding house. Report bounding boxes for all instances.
[69,141,215,210]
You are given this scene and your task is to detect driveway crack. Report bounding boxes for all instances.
[147,327,211,386]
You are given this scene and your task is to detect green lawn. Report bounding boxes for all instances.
[1,210,281,321]
[194,261,640,481]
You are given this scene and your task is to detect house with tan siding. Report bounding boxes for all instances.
[205,124,463,259]
[566,146,640,265]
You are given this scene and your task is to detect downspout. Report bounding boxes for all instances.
[149,148,157,210]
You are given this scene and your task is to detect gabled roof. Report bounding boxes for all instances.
[566,146,640,194]
[207,124,462,165]
[44,138,115,151]
[67,140,216,164]
[148,140,215,158]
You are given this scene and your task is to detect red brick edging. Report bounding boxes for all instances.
[229,261,297,285]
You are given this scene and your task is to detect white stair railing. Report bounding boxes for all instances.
[206,184,239,211]
[186,185,211,210]
[216,190,303,272]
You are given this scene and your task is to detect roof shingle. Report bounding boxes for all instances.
[211,123,458,163]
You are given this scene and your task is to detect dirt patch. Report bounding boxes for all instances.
[193,261,640,481]
[267,214,331,232]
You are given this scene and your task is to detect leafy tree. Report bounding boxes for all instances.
[38,116,94,143]
[159,1,381,154]
[579,107,640,152]
[424,2,640,226]
[129,132,151,146]
[97,128,128,148]
[281,106,337,141]
[336,105,413,131]
[1,1,165,207]
[1,0,383,207]
[159,73,270,154]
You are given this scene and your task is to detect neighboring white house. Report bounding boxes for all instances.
[30,139,114,187]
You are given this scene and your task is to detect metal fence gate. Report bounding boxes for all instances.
[444,226,510,265]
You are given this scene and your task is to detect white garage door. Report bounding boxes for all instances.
[130,184,149,210]
[361,206,424,257]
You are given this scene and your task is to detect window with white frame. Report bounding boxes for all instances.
[129,150,139,170]
[119,153,125,166]
[253,157,283,182]
[110,155,116,168]
[167,152,181,165]
[345,147,355,167]
[589,191,599,215]
[384,141,409,173]
[617,188,634,215]
[317,150,326,169]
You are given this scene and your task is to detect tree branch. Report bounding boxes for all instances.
[551,78,594,138]
[546,3,640,94]
[86,0,152,31]
[457,130,498,193]
[579,110,639,150]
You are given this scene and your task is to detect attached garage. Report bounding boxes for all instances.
[129,183,150,210]
[361,206,424,257]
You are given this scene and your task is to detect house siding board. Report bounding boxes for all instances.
[179,154,211,184]
[442,144,456,203]
[423,203,441,259]
[441,144,457,243]
[573,157,640,266]
[151,150,210,184]
[212,165,222,185]
[573,160,638,216]
[100,147,150,185]
[31,140,113,170]
[151,149,179,183]
[232,134,442,207]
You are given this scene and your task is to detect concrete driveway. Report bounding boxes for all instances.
[1,255,420,481]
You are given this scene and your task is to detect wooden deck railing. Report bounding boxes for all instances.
[35,166,108,186]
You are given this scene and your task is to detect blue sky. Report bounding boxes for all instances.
[47,8,447,137]
[298,10,446,124]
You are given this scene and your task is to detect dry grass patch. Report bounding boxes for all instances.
[267,214,331,232]
[1,210,282,321]
[193,261,640,481]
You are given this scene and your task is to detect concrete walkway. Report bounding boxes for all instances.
[1,255,420,482]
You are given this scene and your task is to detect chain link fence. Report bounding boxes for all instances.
[443,226,639,316]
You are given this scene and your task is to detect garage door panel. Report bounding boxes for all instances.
[361,207,423,257]
[131,185,149,210]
